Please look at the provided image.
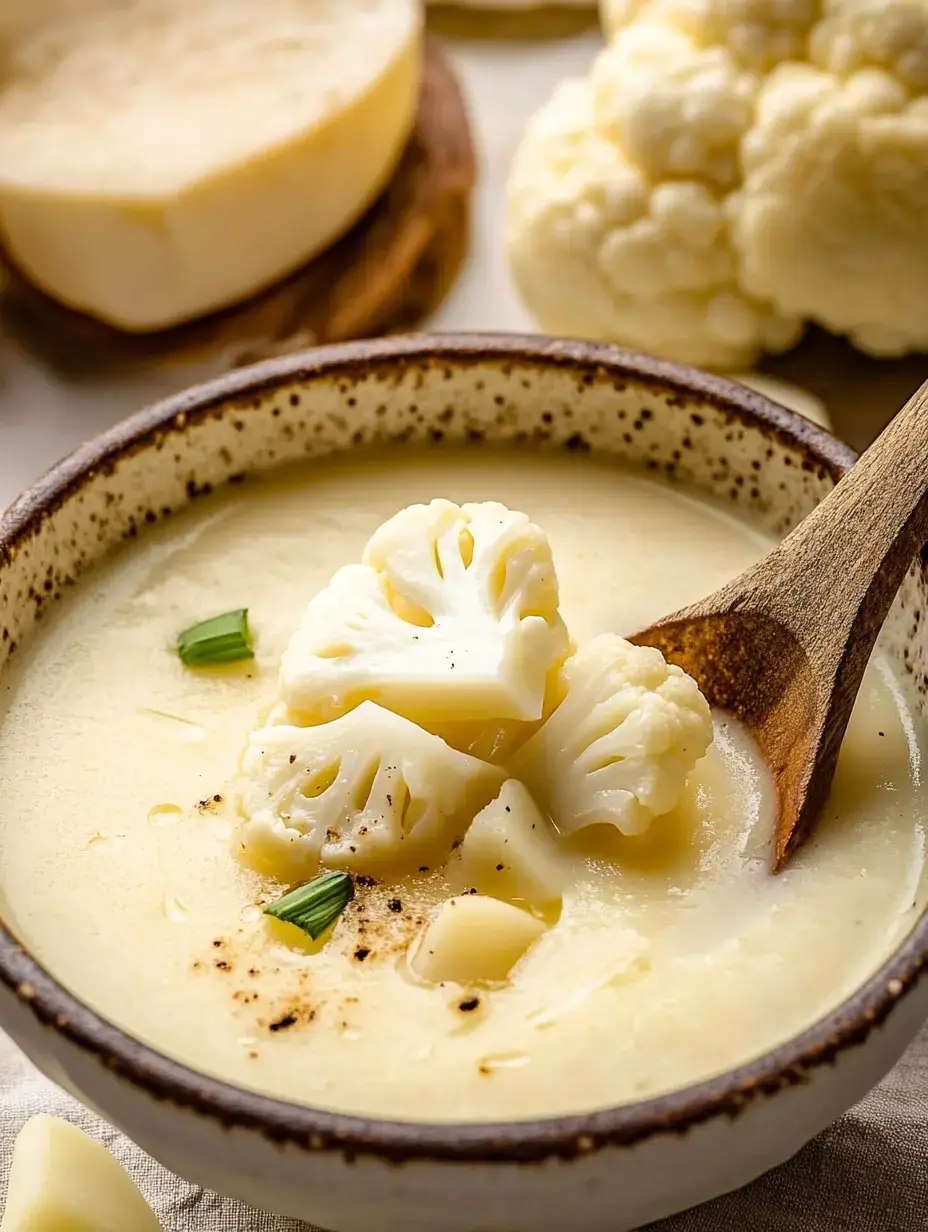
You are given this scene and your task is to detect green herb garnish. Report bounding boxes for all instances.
[264,871,355,940]
[177,609,253,667]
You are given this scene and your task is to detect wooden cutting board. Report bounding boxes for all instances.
[0,36,475,374]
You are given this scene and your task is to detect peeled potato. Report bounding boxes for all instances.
[411,894,547,984]
[0,1115,160,1232]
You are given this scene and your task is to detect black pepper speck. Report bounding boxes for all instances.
[269,1013,297,1032]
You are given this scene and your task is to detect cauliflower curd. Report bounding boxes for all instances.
[512,635,713,838]
[280,498,568,725]
[237,500,714,901]
[237,702,505,878]
[507,0,928,367]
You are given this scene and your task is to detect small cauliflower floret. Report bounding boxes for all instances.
[592,20,759,187]
[411,894,547,985]
[446,779,566,907]
[510,634,713,838]
[0,1115,160,1232]
[237,701,503,879]
[602,1,819,71]
[810,0,928,92]
[280,499,568,725]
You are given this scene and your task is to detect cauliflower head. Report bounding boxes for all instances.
[237,701,504,879]
[279,499,569,725]
[509,0,928,366]
[510,634,713,837]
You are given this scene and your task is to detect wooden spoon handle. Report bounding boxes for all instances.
[749,379,928,664]
[723,379,928,867]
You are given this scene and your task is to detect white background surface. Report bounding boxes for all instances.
[0,29,601,511]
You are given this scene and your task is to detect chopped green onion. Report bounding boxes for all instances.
[177,609,253,667]
[264,871,355,940]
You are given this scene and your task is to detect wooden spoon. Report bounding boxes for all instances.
[631,380,928,872]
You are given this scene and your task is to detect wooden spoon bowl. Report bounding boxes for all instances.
[634,381,928,870]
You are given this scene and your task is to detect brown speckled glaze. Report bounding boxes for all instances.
[0,334,925,1176]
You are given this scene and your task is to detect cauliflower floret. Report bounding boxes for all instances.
[602,1,818,70]
[279,499,568,725]
[236,701,504,879]
[508,75,799,369]
[510,634,713,838]
[592,19,759,184]
[733,60,928,356]
[446,779,567,906]
[513,0,928,366]
[811,0,928,92]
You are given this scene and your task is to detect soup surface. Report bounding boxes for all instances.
[0,449,924,1121]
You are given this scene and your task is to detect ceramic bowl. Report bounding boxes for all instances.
[0,334,925,1232]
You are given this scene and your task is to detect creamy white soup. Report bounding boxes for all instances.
[0,449,924,1122]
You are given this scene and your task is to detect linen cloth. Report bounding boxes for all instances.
[0,1022,925,1231]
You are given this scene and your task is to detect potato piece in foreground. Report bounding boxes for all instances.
[0,1115,160,1232]
[411,894,546,985]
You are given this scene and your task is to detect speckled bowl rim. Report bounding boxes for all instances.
[0,333,923,1166]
